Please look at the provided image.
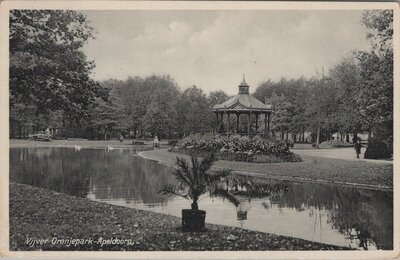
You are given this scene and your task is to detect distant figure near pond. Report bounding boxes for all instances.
[153,135,159,148]
[354,139,362,159]
[119,134,124,142]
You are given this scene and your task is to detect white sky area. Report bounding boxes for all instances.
[82,10,371,95]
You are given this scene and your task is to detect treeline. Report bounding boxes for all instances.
[86,76,228,139]
[9,10,392,157]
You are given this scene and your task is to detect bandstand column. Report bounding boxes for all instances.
[227,113,231,134]
[220,111,224,133]
[224,109,228,134]
[247,111,251,135]
[264,112,267,134]
[215,111,219,133]
[213,112,217,134]
[267,113,271,133]
[236,113,240,133]
[255,113,259,134]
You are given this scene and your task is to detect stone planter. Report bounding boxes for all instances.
[181,209,206,232]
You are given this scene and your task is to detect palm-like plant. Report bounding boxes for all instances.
[161,153,239,210]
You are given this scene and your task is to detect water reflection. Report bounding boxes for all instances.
[268,183,392,250]
[10,147,393,250]
[10,147,173,205]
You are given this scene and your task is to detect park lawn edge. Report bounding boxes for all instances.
[137,149,393,191]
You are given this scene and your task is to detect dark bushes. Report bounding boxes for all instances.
[174,134,302,163]
[364,136,392,159]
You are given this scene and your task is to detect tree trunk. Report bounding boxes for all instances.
[191,201,198,210]
[300,127,303,142]
[316,125,320,148]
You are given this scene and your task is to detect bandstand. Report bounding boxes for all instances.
[211,76,272,135]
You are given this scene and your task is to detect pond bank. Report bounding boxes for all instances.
[9,139,168,150]
[9,182,349,251]
[138,149,393,191]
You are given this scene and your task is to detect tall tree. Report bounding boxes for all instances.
[9,10,106,130]
[208,91,229,107]
[253,79,275,102]
[108,75,180,137]
[177,86,211,136]
[329,56,364,135]
[267,93,292,138]
[305,76,337,147]
[208,90,229,132]
[143,84,179,138]
[113,76,145,136]
[87,97,121,140]
[357,10,393,158]
[254,77,309,140]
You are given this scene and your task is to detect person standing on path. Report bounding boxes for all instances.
[153,135,159,148]
[354,139,362,159]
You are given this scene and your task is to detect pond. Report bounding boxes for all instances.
[9,147,393,250]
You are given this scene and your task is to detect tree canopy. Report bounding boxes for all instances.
[10,10,107,131]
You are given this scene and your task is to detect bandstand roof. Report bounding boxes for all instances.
[212,76,272,113]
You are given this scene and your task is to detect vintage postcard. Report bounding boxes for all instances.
[0,1,398,259]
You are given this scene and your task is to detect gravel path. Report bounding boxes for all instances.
[10,182,350,251]
[139,149,393,190]
[293,147,392,164]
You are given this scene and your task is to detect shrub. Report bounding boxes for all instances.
[364,136,392,159]
[175,134,302,163]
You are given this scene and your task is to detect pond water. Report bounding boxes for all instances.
[10,147,393,250]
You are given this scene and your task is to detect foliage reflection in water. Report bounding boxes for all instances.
[10,147,393,250]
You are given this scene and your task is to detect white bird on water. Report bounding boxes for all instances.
[107,145,114,152]
[74,145,81,151]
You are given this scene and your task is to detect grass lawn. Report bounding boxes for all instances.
[139,149,393,190]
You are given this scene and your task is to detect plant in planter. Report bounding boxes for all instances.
[160,153,239,232]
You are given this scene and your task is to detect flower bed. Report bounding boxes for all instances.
[173,134,302,163]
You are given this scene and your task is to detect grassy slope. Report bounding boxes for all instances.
[139,149,393,189]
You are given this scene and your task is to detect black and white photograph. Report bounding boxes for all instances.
[0,1,398,259]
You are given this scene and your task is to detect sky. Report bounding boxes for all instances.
[82,10,371,95]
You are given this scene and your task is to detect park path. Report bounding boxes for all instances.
[292,147,393,164]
